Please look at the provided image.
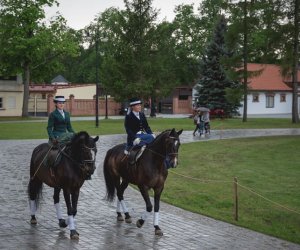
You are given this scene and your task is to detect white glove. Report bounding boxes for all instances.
[124,150,129,155]
[151,134,156,139]
[133,138,141,145]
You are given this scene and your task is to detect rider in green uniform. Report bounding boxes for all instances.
[47,96,75,145]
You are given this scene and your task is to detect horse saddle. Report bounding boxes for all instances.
[128,145,146,165]
[44,145,64,169]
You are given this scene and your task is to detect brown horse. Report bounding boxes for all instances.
[27,131,99,239]
[103,128,182,236]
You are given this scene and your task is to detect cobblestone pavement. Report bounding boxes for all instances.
[0,129,300,250]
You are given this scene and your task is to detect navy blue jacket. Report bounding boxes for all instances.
[124,111,152,146]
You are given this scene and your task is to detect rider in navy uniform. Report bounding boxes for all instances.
[124,97,155,154]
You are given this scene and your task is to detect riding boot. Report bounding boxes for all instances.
[128,151,136,165]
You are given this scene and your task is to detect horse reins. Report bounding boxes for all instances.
[30,144,53,180]
[145,136,179,159]
[60,145,96,169]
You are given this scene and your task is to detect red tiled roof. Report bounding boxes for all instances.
[29,85,56,92]
[56,84,95,89]
[247,63,293,91]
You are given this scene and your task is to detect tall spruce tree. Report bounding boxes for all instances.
[195,15,239,115]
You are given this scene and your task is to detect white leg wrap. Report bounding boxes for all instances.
[68,215,75,230]
[116,200,122,213]
[120,200,128,213]
[141,211,151,221]
[54,203,62,220]
[30,200,36,215]
[154,212,159,226]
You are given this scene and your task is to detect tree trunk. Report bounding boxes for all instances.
[242,0,248,122]
[292,0,299,123]
[150,95,156,117]
[22,62,30,117]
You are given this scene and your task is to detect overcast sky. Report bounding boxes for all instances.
[45,0,202,30]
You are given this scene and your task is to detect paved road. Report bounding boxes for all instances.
[0,129,299,250]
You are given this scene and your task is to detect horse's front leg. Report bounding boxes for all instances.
[53,187,67,228]
[136,185,152,229]
[63,189,79,240]
[153,187,164,236]
[116,180,132,223]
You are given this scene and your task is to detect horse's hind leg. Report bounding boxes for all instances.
[53,188,68,228]
[27,178,42,225]
[116,181,132,223]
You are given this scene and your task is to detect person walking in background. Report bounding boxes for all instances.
[47,96,75,145]
[203,111,210,135]
[193,111,204,136]
[124,97,155,154]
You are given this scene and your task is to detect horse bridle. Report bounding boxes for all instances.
[146,136,179,159]
[60,144,97,172]
[80,144,97,170]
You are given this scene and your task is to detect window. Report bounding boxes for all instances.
[280,94,286,102]
[252,94,259,102]
[0,97,3,108]
[266,94,274,108]
[42,94,46,99]
[179,95,188,100]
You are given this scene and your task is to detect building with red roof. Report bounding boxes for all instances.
[238,63,299,115]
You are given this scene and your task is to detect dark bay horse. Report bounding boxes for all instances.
[27,131,99,239]
[103,128,182,236]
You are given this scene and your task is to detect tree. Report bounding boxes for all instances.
[0,0,79,117]
[84,1,186,113]
[195,15,241,115]
[291,0,299,123]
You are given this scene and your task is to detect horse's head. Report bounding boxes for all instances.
[162,128,183,169]
[71,131,99,178]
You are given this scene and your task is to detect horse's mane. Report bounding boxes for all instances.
[71,131,89,144]
[148,129,172,147]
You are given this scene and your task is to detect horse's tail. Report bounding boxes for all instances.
[103,149,116,202]
[27,147,43,208]
[27,180,43,209]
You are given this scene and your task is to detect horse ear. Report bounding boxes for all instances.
[94,136,99,142]
[177,129,183,136]
[169,128,176,136]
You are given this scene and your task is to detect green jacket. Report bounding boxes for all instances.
[47,109,75,139]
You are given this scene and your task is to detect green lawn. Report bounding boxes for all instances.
[0,117,299,243]
[164,136,300,244]
[1,117,300,139]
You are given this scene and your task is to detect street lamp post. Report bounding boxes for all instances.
[105,93,108,119]
[95,37,99,127]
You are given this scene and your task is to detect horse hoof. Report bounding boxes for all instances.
[136,219,144,228]
[30,218,37,225]
[124,213,132,223]
[59,219,68,228]
[30,215,37,225]
[155,229,163,236]
[117,215,124,222]
[70,230,79,240]
[125,217,132,224]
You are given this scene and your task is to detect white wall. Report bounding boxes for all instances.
[56,85,96,99]
[239,92,293,115]
[0,78,24,116]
